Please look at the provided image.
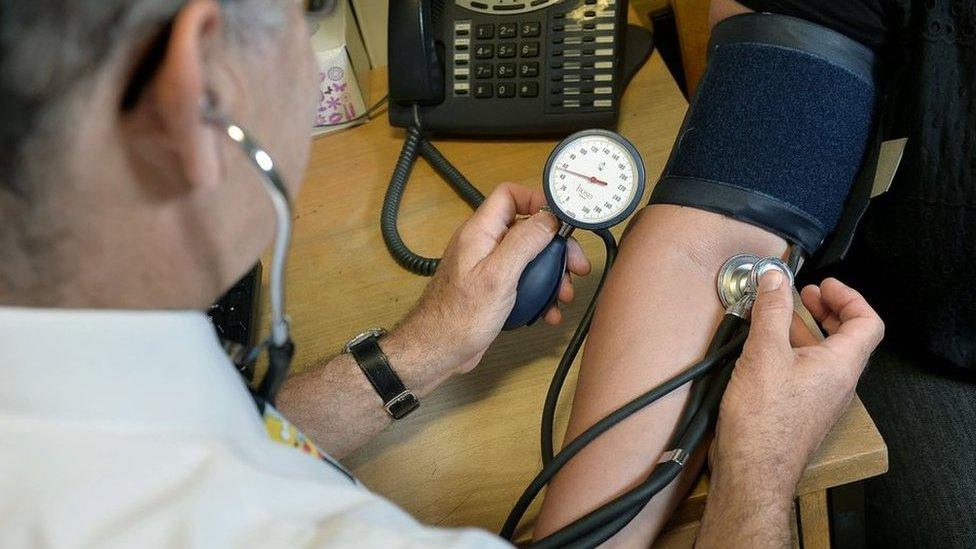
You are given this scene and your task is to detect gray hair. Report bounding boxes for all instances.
[0,0,284,198]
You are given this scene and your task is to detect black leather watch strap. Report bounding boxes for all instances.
[346,331,419,419]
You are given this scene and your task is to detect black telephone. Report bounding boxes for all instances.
[388,0,633,135]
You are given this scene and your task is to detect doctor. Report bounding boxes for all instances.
[0,0,883,547]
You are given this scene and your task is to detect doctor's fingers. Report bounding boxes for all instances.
[543,306,563,325]
[478,210,560,289]
[467,182,547,239]
[455,183,548,263]
[557,273,574,303]
[814,280,884,365]
[738,271,795,370]
[566,237,591,276]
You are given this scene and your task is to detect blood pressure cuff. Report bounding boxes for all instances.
[649,13,878,252]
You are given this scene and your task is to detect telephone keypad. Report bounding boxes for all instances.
[463,13,547,101]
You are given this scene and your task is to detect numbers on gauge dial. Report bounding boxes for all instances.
[548,136,639,224]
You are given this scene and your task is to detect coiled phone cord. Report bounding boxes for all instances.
[382,125,485,275]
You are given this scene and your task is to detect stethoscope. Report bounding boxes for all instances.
[203,104,295,407]
[204,104,359,485]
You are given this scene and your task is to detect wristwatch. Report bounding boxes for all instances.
[344,328,419,419]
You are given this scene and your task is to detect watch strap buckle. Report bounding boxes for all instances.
[384,390,420,420]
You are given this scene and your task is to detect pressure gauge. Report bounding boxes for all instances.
[543,129,646,230]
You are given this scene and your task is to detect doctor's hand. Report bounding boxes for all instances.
[397,183,591,374]
[700,274,884,547]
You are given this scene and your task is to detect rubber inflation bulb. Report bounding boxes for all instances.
[503,235,568,330]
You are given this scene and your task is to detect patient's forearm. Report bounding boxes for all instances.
[533,204,786,544]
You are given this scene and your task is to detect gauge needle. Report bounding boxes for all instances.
[556,167,608,186]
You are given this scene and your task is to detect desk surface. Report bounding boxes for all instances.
[288,51,888,536]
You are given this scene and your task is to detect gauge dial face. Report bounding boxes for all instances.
[544,130,645,230]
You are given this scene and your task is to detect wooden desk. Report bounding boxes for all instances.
[289,51,887,547]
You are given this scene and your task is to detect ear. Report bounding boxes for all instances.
[145,0,226,188]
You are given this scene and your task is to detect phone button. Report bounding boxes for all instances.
[520,22,541,37]
[496,83,516,98]
[475,44,494,59]
[498,23,518,38]
[497,63,516,78]
[497,43,517,58]
[519,42,540,57]
[475,24,494,40]
[518,82,539,98]
[519,62,539,77]
[475,63,494,79]
[474,83,493,98]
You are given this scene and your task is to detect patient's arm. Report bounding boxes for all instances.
[533,204,786,544]
[533,0,884,541]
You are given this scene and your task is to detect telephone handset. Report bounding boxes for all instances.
[388,0,630,134]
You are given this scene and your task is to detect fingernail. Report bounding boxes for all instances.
[532,210,558,231]
[759,271,784,293]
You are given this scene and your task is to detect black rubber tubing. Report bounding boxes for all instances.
[540,228,618,466]
[500,328,748,539]
[524,321,746,547]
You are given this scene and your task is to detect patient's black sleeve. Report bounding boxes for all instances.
[738,0,890,50]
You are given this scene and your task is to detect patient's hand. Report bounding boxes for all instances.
[700,273,884,547]
[400,183,591,374]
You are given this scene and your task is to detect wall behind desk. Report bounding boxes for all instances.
[350,0,388,68]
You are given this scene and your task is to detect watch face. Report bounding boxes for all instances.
[543,129,646,230]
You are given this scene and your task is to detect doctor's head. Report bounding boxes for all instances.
[0,0,318,309]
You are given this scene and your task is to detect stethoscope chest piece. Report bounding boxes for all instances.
[717,253,795,314]
[717,253,762,310]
